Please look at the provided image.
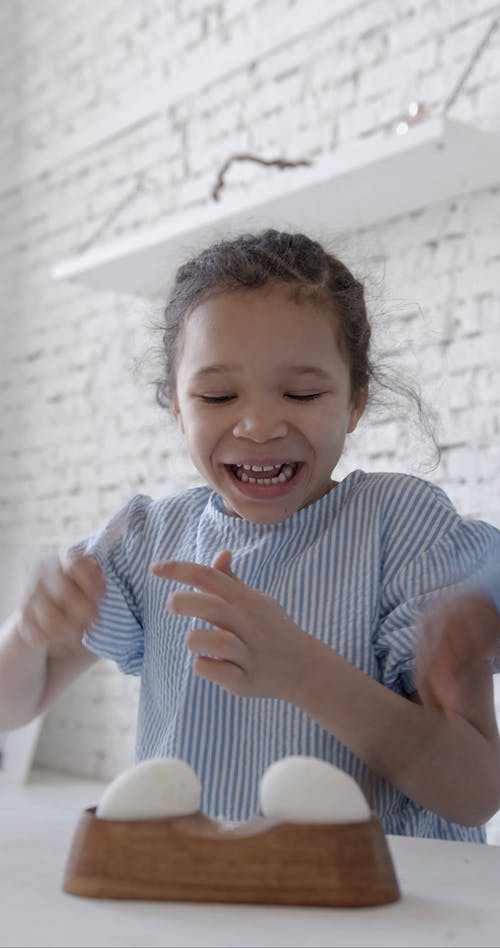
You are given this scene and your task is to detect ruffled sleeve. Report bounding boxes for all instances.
[69,494,152,675]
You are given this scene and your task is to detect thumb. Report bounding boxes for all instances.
[211,549,233,576]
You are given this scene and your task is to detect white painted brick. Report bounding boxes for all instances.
[454,258,500,299]
[186,128,248,175]
[358,43,435,101]
[337,96,388,141]
[2,0,500,784]
[443,457,488,494]
[475,366,500,403]
[441,372,475,410]
[445,331,500,371]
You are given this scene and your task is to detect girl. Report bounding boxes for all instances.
[1,229,499,840]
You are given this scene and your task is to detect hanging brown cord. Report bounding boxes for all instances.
[211,153,311,201]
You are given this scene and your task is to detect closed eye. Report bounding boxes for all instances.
[198,394,235,404]
[198,392,325,404]
[286,392,324,401]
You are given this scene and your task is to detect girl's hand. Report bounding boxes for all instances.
[151,551,310,700]
[18,554,106,658]
[415,593,500,733]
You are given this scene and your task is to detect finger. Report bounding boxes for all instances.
[37,555,105,613]
[418,647,463,711]
[414,643,436,699]
[62,554,106,600]
[185,626,247,667]
[168,589,237,631]
[152,559,241,601]
[19,603,51,651]
[417,677,444,710]
[39,569,103,631]
[211,549,233,576]
[20,555,103,652]
[192,654,247,694]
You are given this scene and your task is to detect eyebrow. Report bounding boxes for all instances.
[287,366,335,380]
[191,365,335,381]
[191,366,236,379]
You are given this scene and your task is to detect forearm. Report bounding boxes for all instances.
[0,611,48,729]
[290,636,500,826]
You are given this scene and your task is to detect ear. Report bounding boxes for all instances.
[170,398,184,434]
[347,385,368,434]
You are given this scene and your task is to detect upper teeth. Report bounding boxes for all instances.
[232,463,296,484]
[243,464,277,472]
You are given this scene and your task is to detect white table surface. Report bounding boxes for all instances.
[1,769,500,948]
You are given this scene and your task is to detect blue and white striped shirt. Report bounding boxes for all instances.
[75,470,500,841]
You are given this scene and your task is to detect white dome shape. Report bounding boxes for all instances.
[96,757,201,820]
[259,756,371,823]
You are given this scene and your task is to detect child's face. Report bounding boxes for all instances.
[172,285,366,523]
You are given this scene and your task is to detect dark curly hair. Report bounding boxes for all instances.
[155,229,371,407]
[152,227,437,468]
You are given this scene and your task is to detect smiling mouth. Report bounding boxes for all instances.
[228,463,298,485]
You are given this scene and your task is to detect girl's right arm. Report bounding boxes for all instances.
[0,555,105,730]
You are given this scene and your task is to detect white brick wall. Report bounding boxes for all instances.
[2,1,500,836]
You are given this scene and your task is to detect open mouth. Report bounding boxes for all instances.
[228,462,298,485]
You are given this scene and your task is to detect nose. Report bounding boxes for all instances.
[232,400,288,442]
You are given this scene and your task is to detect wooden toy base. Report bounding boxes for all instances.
[63,808,400,907]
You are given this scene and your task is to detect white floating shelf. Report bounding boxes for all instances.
[52,117,500,299]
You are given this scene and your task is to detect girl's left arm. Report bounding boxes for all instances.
[293,633,500,827]
[151,554,500,827]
